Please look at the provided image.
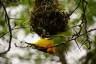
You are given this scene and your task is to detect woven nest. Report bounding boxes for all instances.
[30,2,69,37]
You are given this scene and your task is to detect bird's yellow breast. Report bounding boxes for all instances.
[33,38,56,54]
[34,38,54,48]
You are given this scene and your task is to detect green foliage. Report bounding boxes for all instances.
[0,19,6,26]
[0,0,96,64]
[86,0,96,25]
[69,18,80,26]
[0,12,8,36]
[0,10,6,26]
[52,37,64,44]
[2,0,35,7]
[21,0,35,7]
[13,7,31,34]
[92,55,96,64]
[4,1,20,7]
[0,26,7,36]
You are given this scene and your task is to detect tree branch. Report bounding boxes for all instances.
[0,1,12,55]
[68,0,81,16]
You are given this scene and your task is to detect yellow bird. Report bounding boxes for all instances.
[33,38,56,54]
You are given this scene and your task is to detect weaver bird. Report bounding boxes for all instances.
[32,38,56,54]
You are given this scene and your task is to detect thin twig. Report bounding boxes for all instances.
[9,17,23,20]
[0,1,12,55]
[53,28,96,48]
[68,0,81,16]
[0,27,30,38]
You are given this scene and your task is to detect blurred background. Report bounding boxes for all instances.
[0,0,96,64]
